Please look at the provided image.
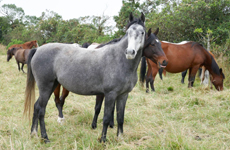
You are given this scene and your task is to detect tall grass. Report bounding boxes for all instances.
[0,44,230,149]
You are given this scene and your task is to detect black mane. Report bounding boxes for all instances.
[210,55,221,75]
[126,17,145,30]
[96,38,122,48]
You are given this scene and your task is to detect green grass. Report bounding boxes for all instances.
[1,45,230,149]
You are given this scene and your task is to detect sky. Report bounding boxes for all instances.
[1,0,123,19]
[1,0,123,28]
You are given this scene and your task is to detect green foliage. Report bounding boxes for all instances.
[0,0,230,57]
[146,0,230,46]
[113,0,142,37]
[6,39,24,49]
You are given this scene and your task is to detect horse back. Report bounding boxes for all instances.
[15,49,27,63]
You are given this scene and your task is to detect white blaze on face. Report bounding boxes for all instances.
[126,24,145,59]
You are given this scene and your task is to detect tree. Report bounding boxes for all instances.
[114,0,141,37]
[145,0,230,45]
[1,4,25,28]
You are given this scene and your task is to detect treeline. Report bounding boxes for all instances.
[1,0,230,55]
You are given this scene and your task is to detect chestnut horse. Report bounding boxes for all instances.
[7,40,38,51]
[7,47,32,73]
[140,41,225,92]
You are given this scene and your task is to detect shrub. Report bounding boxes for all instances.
[6,39,24,50]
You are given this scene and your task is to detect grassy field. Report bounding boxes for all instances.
[1,45,230,150]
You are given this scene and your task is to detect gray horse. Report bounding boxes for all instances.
[24,13,167,143]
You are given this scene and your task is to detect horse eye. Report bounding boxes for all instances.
[141,32,144,35]
[151,43,155,46]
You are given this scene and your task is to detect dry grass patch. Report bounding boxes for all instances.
[1,46,230,149]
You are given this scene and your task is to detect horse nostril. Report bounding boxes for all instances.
[132,50,135,55]
[125,50,128,54]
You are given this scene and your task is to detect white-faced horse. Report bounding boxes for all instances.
[24,13,168,143]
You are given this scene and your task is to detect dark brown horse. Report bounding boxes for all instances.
[139,56,166,92]
[7,40,38,51]
[7,47,32,73]
[54,28,169,129]
[140,41,225,92]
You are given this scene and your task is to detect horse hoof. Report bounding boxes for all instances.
[99,137,106,143]
[146,89,149,93]
[43,138,50,144]
[92,123,97,129]
[109,124,114,128]
[57,117,65,124]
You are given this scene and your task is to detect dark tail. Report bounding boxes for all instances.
[24,48,37,119]
[158,68,164,80]
[140,56,146,85]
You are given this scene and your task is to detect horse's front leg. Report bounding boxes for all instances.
[100,92,117,143]
[21,63,26,73]
[116,93,128,140]
[16,61,20,71]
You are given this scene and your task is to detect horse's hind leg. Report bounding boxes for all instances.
[188,66,199,88]
[181,70,187,84]
[92,94,104,129]
[32,81,58,143]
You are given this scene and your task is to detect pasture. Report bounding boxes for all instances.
[0,44,230,149]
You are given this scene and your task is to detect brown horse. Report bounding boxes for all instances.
[7,47,32,73]
[181,51,217,88]
[140,41,225,92]
[7,40,38,51]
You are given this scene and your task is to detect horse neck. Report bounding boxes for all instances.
[204,53,220,77]
[11,48,18,55]
[27,42,33,48]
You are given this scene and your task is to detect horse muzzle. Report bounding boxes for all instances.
[125,49,136,59]
[158,60,168,68]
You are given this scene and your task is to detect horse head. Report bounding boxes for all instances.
[211,68,225,91]
[33,40,39,47]
[7,47,22,61]
[125,12,146,59]
[143,28,168,68]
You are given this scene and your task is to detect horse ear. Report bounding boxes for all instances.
[154,28,159,35]
[140,12,145,22]
[219,68,222,73]
[129,12,134,22]
[147,28,152,37]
